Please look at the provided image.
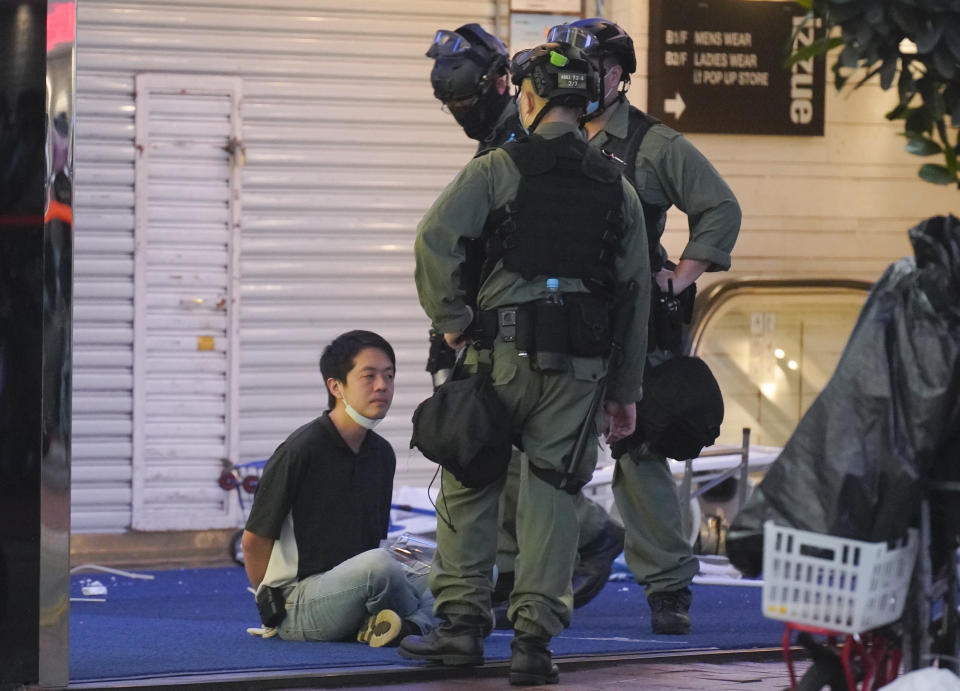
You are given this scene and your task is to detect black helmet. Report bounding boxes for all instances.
[549,18,637,76]
[427,23,508,102]
[509,42,599,106]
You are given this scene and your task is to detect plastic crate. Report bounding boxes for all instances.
[762,520,918,634]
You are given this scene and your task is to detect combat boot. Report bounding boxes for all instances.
[648,587,692,635]
[571,519,625,608]
[509,630,559,686]
[397,612,486,666]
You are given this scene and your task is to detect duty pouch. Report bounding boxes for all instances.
[565,293,612,357]
[649,280,696,355]
[532,300,568,373]
[515,305,535,355]
[255,585,287,628]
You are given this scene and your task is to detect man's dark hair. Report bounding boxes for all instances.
[319,330,396,410]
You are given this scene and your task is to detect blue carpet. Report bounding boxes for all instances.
[70,566,782,682]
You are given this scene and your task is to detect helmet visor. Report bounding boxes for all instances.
[545,25,597,51]
[426,30,471,58]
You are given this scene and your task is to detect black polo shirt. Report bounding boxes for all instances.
[245,412,396,580]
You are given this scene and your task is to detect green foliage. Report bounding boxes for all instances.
[789,0,960,188]
[920,163,956,184]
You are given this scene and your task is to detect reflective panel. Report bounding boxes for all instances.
[0,0,73,685]
[40,0,75,686]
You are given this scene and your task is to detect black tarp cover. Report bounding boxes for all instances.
[727,215,960,577]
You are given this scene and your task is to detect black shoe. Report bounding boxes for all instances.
[493,570,515,606]
[648,587,692,635]
[509,631,559,686]
[397,613,486,666]
[571,520,625,609]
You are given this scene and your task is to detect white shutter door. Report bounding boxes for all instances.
[233,3,497,486]
[131,75,242,530]
[73,1,496,532]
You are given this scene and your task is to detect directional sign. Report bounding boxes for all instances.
[647,0,825,135]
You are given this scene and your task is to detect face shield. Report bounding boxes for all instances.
[430,57,486,102]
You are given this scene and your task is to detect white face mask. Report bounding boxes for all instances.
[343,400,382,430]
[334,377,387,430]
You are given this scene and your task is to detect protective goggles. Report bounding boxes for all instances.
[510,43,570,81]
[426,30,471,58]
[545,25,597,50]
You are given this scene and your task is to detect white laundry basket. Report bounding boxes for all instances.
[762,520,918,634]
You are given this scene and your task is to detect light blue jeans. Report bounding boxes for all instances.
[277,548,436,642]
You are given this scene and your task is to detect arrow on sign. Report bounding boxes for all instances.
[664,92,686,119]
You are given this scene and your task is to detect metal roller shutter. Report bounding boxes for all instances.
[74,0,498,532]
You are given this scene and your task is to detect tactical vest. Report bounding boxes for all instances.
[460,109,526,304]
[599,107,668,272]
[481,132,625,296]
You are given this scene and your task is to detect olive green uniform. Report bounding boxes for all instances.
[414,121,650,637]
[588,98,741,597]
[496,447,612,576]
[462,99,615,579]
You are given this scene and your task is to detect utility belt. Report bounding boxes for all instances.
[474,292,612,374]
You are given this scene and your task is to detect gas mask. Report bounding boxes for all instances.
[447,86,511,141]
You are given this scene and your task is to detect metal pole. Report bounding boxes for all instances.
[737,427,751,513]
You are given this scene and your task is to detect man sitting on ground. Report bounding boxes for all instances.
[242,330,435,646]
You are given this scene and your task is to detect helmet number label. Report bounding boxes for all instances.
[557,72,586,90]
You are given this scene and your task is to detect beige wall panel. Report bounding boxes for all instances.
[599,0,957,287]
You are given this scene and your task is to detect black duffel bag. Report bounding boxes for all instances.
[611,355,724,462]
[410,363,513,489]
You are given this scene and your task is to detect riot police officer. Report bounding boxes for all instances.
[425,22,626,621]
[548,18,743,635]
[426,23,524,154]
[399,42,651,685]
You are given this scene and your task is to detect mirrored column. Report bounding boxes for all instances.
[0,0,74,686]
